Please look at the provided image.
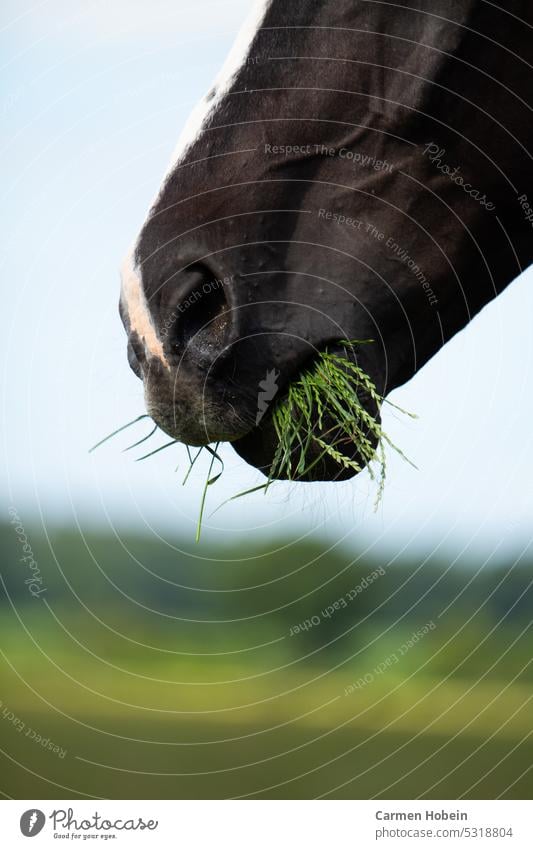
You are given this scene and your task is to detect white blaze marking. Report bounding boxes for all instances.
[161,0,271,182]
[122,1,270,365]
[121,251,169,368]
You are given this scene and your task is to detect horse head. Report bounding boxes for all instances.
[120,0,533,480]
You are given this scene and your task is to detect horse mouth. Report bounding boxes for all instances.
[141,339,382,483]
[232,344,382,483]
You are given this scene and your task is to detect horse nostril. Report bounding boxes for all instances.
[127,334,145,379]
[173,265,232,359]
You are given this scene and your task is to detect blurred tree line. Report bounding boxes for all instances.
[1,520,531,681]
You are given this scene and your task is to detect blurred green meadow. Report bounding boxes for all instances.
[1,521,532,799]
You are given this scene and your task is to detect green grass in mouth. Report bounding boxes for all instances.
[89,341,416,542]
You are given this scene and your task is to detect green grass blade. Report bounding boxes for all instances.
[196,442,222,543]
[135,440,178,462]
[122,424,158,453]
[88,415,150,453]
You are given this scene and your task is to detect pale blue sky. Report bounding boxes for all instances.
[2,0,533,555]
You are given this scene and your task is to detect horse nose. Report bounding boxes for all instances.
[170,264,235,364]
[127,335,145,378]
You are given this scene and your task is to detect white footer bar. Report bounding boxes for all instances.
[1,799,532,848]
